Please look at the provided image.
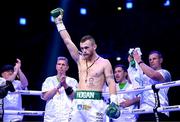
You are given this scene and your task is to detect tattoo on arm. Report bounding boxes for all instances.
[106,75,114,85]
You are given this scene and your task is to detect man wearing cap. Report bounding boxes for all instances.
[0,58,29,122]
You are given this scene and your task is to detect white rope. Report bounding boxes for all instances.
[9,90,42,96]
[3,105,180,116]
[8,80,180,96]
[104,80,180,95]
[121,105,180,114]
[4,80,180,118]
[4,110,44,116]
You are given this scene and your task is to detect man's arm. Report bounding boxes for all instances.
[52,8,80,62]
[104,60,117,101]
[18,68,28,89]
[59,30,80,62]
[6,59,20,81]
[15,59,28,89]
[105,60,120,119]
[60,76,75,100]
[133,51,165,82]
[41,87,59,101]
[41,79,61,101]
[120,96,140,108]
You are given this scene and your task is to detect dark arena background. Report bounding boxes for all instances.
[0,0,180,121]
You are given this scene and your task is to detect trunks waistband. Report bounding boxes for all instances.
[75,90,102,100]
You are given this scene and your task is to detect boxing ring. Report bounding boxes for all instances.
[2,80,180,118]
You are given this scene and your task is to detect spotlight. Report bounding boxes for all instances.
[19,17,26,26]
[126,0,133,9]
[163,0,170,7]
[50,16,54,22]
[116,57,121,61]
[117,7,122,11]
[80,8,87,15]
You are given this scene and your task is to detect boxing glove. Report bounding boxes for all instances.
[50,8,66,32]
[50,8,64,19]
[106,94,120,119]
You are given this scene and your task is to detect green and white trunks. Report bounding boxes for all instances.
[69,91,107,122]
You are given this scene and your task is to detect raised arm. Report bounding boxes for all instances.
[18,68,28,89]
[133,51,165,82]
[51,8,80,62]
[6,59,21,81]
[16,59,28,89]
[7,59,28,89]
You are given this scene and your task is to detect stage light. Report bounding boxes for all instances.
[116,57,121,61]
[163,0,170,7]
[126,0,133,9]
[117,6,122,11]
[80,8,87,15]
[50,16,54,22]
[19,17,26,26]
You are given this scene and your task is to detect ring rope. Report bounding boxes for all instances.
[3,105,180,116]
[121,105,180,114]
[9,90,42,95]
[4,110,44,116]
[8,80,180,96]
[106,80,180,95]
[3,80,180,117]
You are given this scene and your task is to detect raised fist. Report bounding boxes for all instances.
[50,8,66,31]
[51,8,64,19]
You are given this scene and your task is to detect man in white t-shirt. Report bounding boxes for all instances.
[112,64,140,122]
[132,50,171,121]
[0,58,29,122]
[103,64,140,122]
[41,56,78,122]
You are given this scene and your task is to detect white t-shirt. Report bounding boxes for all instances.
[3,80,26,122]
[114,82,138,122]
[140,69,171,116]
[102,82,139,122]
[41,76,78,122]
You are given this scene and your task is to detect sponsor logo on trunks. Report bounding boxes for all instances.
[77,104,91,110]
[96,112,103,120]
[77,92,95,99]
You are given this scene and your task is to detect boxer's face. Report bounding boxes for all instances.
[80,40,96,59]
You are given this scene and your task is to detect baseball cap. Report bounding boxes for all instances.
[0,64,14,75]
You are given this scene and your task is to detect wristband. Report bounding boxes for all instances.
[56,23,66,32]
[138,61,144,65]
[65,86,73,95]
